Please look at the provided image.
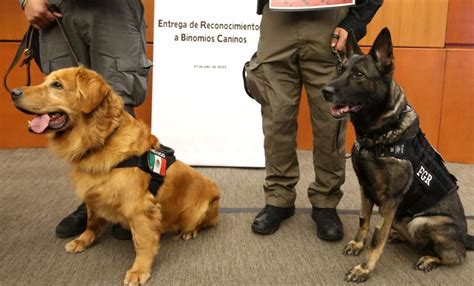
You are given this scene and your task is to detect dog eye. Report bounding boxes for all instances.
[353,71,365,79]
[51,81,63,89]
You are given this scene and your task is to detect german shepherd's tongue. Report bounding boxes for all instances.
[330,104,362,117]
[29,114,50,134]
[331,105,351,117]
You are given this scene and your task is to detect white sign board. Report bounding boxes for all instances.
[152,1,264,167]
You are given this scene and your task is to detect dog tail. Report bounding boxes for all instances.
[201,182,220,228]
[466,235,474,250]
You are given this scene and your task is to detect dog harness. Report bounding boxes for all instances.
[354,130,458,217]
[115,144,176,196]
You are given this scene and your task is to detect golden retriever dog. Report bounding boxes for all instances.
[10,66,220,285]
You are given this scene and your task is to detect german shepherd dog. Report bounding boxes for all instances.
[10,67,220,285]
[322,28,473,282]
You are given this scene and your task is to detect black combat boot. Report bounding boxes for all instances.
[56,203,132,240]
[251,204,295,235]
[312,207,344,241]
[55,203,87,238]
[111,224,132,240]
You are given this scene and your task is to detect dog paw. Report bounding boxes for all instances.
[65,239,87,253]
[181,230,198,241]
[124,269,150,286]
[343,240,364,256]
[345,264,371,283]
[416,256,440,272]
[388,230,407,244]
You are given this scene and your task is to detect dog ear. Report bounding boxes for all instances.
[369,27,394,73]
[345,30,363,59]
[76,68,111,113]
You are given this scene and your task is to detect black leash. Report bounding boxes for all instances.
[331,46,345,76]
[330,46,349,159]
[49,4,81,66]
[3,4,80,93]
[3,26,38,93]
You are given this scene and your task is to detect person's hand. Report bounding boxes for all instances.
[331,27,349,52]
[23,0,62,30]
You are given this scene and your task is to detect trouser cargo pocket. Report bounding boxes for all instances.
[243,52,267,105]
[114,55,153,107]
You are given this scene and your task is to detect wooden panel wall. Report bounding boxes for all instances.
[1,44,48,148]
[438,49,474,163]
[0,1,30,40]
[440,0,474,163]
[297,0,474,163]
[358,0,449,48]
[0,0,156,42]
[389,48,447,147]
[297,48,447,152]
[143,0,155,43]
[0,3,153,148]
[1,0,473,163]
[445,0,474,45]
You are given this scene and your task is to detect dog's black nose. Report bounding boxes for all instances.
[322,86,335,101]
[11,88,23,100]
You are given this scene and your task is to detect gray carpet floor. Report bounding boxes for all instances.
[0,148,473,286]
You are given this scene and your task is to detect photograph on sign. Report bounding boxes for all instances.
[270,0,355,11]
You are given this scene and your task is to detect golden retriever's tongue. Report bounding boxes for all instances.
[30,114,50,134]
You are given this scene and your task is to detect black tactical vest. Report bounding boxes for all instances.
[354,130,458,216]
[115,144,177,195]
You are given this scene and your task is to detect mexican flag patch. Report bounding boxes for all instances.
[148,149,167,176]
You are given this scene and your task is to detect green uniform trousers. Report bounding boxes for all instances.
[245,5,348,208]
[38,0,152,113]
